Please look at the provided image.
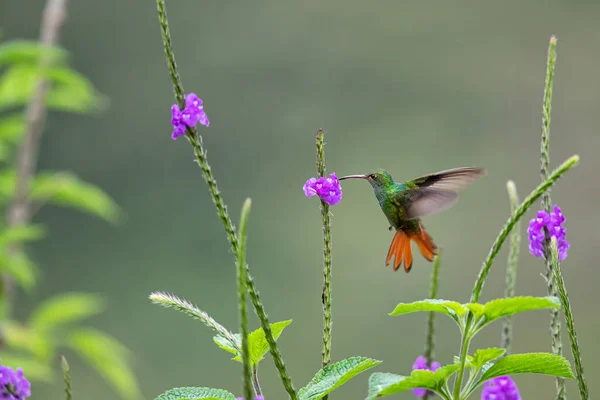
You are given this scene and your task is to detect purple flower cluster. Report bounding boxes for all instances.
[481,376,521,400]
[170,93,210,140]
[303,173,343,205]
[0,366,31,399]
[411,356,440,397]
[527,204,569,261]
[236,396,263,400]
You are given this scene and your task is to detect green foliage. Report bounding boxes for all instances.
[61,356,72,400]
[214,319,293,365]
[366,366,458,399]
[0,249,38,291]
[470,348,505,370]
[0,40,66,67]
[389,299,467,323]
[0,352,53,381]
[28,292,105,332]
[66,327,141,399]
[155,387,236,400]
[476,296,560,325]
[479,353,573,382]
[298,357,381,400]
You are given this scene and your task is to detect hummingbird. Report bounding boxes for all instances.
[339,167,485,272]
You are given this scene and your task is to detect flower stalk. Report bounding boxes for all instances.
[155,2,297,398]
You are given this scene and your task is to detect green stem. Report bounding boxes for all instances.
[422,254,441,400]
[252,367,263,397]
[500,181,520,354]
[538,34,566,400]
[470,155,578,303]
[155,2,298,398]
[550,239,589,400]
[237,199,254,400]
[316,129,333,370]
[61,356,72,400]
[453,329,473,400]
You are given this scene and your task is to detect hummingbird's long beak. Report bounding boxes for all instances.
[339,174,367,180]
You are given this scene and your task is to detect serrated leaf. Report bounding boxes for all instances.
[478,353,573,385]
[480,296,560,324]
[212,333,240,356]
[298,357,381,400]
[29,292,105,332]
[214,320,292,365]
[66,328,141,399]
[155,387,236,400]
[366,365,458,399]
[32,172,121,223]
[389,299,467,321]
[471,348,505,370]
[465,303,485,318]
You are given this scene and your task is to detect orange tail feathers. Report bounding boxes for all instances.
[386,225,438,273]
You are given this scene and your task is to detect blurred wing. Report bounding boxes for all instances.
[405,167,485,219]
[406,189,458,219]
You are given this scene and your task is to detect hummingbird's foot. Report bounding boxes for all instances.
[388,226,393,231]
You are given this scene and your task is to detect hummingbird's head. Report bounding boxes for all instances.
[339,169,394,189]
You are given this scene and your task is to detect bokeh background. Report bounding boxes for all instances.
[2,0,599,399]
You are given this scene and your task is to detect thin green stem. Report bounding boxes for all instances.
[155,2,297,398]
[252,367,263,397]
[470,155,579,303]
[551,238,589,400]
[538,34,566,400]
[316,129,333,373]
[453,330,473,400]
[237,199,254,400]
[500,181,520,354]
[422,254,441,400]
[61,356,72,400]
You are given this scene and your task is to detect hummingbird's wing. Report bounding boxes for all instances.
[404,167,485,219]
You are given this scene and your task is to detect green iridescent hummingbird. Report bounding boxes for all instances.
[339,167,485,272]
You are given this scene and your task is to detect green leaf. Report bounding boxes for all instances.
[0,40,67,67]
[480,296,560,324]
[0,249,38,291]
[0,65,105,113]
[0,353,53,382]
[155,387,236,400]
[2,320,53,360]
[298,357,381,400]
[389,299,467,321]
[366,365,458,399]
[66,328,141,399]
[478,353,574,385]
[32,172,121,223]
[214,319,292,365]
[471,348,506,370]
[213,333,240,357]
[465,303,485,319]
[0,224,46,246]
[0,113,25,144]
[29,292,105,332]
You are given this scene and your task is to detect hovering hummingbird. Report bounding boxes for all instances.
[339,167,485,272]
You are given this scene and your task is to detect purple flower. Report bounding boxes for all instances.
[481,376,521,400]
[0,365,31,399]
[302,173,343,205]
[170,93,210,140]
[527,204,570,261]
[236,397,264,400]
[411,355,440,397]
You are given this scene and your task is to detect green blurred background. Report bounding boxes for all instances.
[2,0,599,399]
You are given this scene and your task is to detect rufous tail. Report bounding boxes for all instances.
[385,223,437,272]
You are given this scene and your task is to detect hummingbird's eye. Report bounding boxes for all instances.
[369,174,376,180]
